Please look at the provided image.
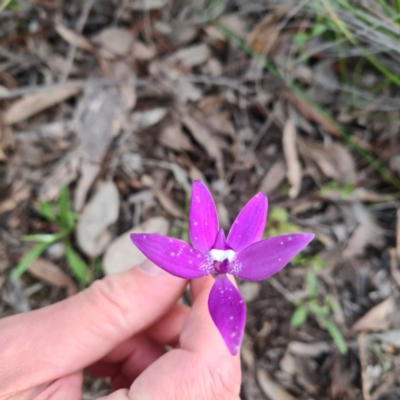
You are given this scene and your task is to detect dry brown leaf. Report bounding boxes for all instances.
[73,84,135,210]
[0,85,9,96]
[181,112,224,177]
[169,43,211,67]
[159,121,193,152]
[39,153,79,201]
[299,139,356,184]
[189,166,207,184]
[207,111,235,139]
[133,41,156,61]
[132,108,168,130]
[155,191,184,218]
[256,368,296,400]
[149,62,202,103]
[55,21,94,52]
[285,90,341,137]
[76,181,120,257]
[351,297,395,333]
[28,258,77,297]
[3,86,79,125]
[259,159,286,195]
[73,163,100,212]
[282,113,301,198]
[103,217,169,275]
[93,28,135,60]
[343,204,383,259]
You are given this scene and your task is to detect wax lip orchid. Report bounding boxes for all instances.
[130,181,314,355]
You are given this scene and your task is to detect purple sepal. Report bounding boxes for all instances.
[234,233,315,281]
[227,192,268,253]
[208,274,246,355]
[189,181,219,253]
[130,233,213,279]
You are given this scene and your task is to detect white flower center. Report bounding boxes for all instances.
[210,249,236,263]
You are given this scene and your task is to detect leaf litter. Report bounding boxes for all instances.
[1,0,400,397]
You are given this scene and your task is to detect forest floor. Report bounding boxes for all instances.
[2,1,400,399]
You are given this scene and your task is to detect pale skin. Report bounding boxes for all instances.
[0,260,241,400]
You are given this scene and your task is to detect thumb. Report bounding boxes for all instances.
[0,261,187,396]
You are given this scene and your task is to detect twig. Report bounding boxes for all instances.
[59,0,94,83]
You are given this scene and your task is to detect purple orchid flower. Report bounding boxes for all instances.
[130,181,314,355]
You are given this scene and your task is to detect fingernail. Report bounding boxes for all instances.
[138,260,168,277]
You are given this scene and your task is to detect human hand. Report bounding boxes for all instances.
[0,260,241,399]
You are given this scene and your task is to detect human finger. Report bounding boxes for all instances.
[127,276,242,400]
[0,261,186,397]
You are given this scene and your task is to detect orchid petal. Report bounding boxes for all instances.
[208,275,246,355]
[130,233,213,279]
[232,233,315,281]
[189,180,219,253]
[227,192,268,253]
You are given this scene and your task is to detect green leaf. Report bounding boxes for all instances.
[306,270,318,298]
[39,202,57,222]
[311,24,327,37]
[21,233,59,243]
[11,242,50,279]
[269,208,289,223]
[294,32,309,46]
[65,243,91,284]
[58,186,74,229]
[21,229,71,244]
[318,314,348,355]
[291,304,308,327]
[311,255,326,272]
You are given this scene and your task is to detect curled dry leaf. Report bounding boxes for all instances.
[299,139,356,184]
[76,181,120,257]
[55,21,94,52]
[3,86,80,125]
[282,113,302,198]
[28,258,77,297]
[103,217,169,275]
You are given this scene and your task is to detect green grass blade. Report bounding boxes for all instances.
[65,243,91,284]
[39,202,57,222]
[318,314,348,355]
[11,242,50,279]
[21,233,60,243]
[58,186,75,229]
[306,271,318,298]
[290,304,308,327]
